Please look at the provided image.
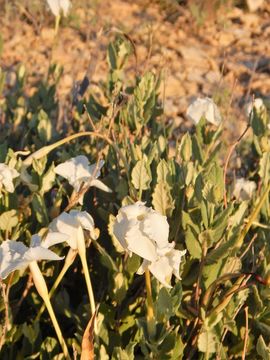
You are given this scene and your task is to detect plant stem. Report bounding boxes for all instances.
[36,249,77,320]
[54,15,60,37]
[22,131,129,178]
[145,269,155,338]
[79,251,96,316]
[235,183,270,250]
[29,262,71,359]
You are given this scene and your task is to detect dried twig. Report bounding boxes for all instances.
[242,306,249,360]
[0,280,10,350]
[13,274,33,318]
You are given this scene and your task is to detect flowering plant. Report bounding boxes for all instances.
[54,156,111,204]
[113,202,186,287]
[187,97,222,126]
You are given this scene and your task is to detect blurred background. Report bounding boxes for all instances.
[0,0,269,137]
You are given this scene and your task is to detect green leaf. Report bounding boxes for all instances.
[208,204,233,245]
[0,142,7,162]
[32,156,47,176]
[257,335,270,360]
[112,272,127,304]
[0,210,19,232]
[205,234,238,265]
[32,193,49,224]
[251,110,266,136]
[131,157,152,191]
[37,110,52,143]
[157,287,173,321]
[203,258,224,289]
[252,285,264,313]
[192,134,204,164]
[94,241,118,272]
[198,329,218,353]
[229,202,248,229]
[40,163,55,195]
[112,343,135,360]
[259,152,270,186]
[108,214,125,253]
[185,226,202,259]
[40,337,59,360]
[152,181,174,216]
[156,159,170,183]
[125,254,141,274]
[178,132,192,162]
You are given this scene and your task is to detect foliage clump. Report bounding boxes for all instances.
[0,33,270,359]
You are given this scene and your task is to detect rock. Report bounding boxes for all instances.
[246,0,264,12]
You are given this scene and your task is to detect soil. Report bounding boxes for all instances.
[1,0,270,142]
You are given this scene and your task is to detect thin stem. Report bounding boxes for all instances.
[235,183,270,250]
[54,15,60,37]
[44,296,71,359]
[22,131,129,178]
[194,242,207,309]
[145,269,155,338]
[202,273,244,309]
[36,249,77,320]
[0,280,10,350]
[79,251,95,316]
[29,262,71,359]
[242,306,249,360]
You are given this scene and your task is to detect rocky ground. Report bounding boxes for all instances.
[1,0,270,141]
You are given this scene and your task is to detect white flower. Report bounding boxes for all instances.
[47,0,71,17]
[54,156,111,204]
[113,202,186,287]
[0,163,20,195]
[187,97,222,126]
[137,246,186,288]
[0,232,67,279]
[233,178,256,201]
[49,210,96,250]
[246,98,265,118]
[113,202,170,261]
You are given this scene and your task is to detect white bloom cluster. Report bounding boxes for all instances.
[187,97,222,126]
[113,202,186,288]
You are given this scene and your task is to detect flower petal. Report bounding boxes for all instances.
[168,249,186,279]
[233,178,256,201]
[125,224,157,262]
[187,97,221,126]
[46,0,60,16]
[142,212,169,249]
[119,202,148,220]
[59,0,71,16]
[49,212,80,249]
[136,259,150,275]
[148,256,173,288]
[24,247,64,262]
[0,240,29,279]
[0,164,19,193]
[69,210,95,231]
[90,179,112,193]
[42,232,69,248]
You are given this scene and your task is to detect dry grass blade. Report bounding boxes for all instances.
[80,312,96,360]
